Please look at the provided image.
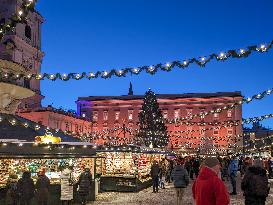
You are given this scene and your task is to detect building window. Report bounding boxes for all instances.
[65,122,69,131]
[227,128,233,136]
[227,110,232,118]
[75,124,78,132]
[92,111,98,121]
[115,112,120,121]
[103,122,108,128]
[103,111,108,121]
[25,25,32,39]
[114,123,120,128]
[163,110,168,119]
[213,127,220,135]
[114,123,120,136]
[128,110,133,120]
[174,109,180,119]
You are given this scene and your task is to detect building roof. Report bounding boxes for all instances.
[19,105,91,122]
[0,114,80,142]
[77,91,242,102]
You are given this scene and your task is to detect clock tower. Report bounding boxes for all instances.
[0,0,44,111]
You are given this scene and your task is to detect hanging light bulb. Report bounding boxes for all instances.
[18,10,23,16]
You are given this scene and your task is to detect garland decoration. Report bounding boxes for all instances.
[168,87,273,123]
[0,0,36,41]
[0,41,272,81]
[243,113,273,124]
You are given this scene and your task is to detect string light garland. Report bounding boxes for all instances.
[243,113,273,124]
[0,0,36,41]
[0,41,272,81]
[167,87,273,123]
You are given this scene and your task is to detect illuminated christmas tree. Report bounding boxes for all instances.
[138,89,168,148]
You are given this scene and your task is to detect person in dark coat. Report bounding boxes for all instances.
[5,173,19,205]
[35,170,50,205]
[150,160,160,193]
[172,157,189,205]
[228,156,238,195]
[17,171,35,205]
[77,167,92,205]
[192,158,200,178]
[241,159,270,205]
[268,157,273,179]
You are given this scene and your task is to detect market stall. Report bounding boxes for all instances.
[96,145,169,192]
[0,142,97,205]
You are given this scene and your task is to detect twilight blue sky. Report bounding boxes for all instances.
[36,0,273,128]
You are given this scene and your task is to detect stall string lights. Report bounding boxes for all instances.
[0,0,36,41]
[0,41,272,81]
[0,142,167,154]
[0,141,97,150]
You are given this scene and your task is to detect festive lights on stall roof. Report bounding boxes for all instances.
[0,141,98,150]
[0,0,36,41]
[1,40,273,81]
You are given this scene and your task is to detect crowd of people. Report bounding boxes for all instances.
[4,155,273,205]
[151,156,273,205]
[5,167,92,205]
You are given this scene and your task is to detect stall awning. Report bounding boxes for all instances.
[0,142,96,159]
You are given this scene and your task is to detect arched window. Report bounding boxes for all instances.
[25,25,32,39]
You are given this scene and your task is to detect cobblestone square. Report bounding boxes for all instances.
[88,179,273,205]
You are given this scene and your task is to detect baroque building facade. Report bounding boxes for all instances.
[19,105,93,139]
[0,0,44,111]
[76,89,243,153]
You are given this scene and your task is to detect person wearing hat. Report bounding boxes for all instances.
[172,157,189,205]
[192,157,229,205]
[241,158,270,205]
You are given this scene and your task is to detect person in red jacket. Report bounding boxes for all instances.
[192,157,230,205]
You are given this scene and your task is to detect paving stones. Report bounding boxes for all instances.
[88,178,273,205]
